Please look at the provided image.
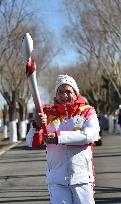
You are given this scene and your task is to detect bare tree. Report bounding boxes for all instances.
[63,0,121,113]
[39,66,64,102]
[0,0,55,142]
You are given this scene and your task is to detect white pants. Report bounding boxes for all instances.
[48,183,95,204]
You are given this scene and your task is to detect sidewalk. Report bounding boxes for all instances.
[0,132,22,156]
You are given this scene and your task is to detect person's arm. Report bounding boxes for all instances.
[26,112,58,147]
[26,122,44,148]
[26,112,47,148]
[57,114,100,145]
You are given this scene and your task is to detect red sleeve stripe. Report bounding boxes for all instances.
[32,129,44,149]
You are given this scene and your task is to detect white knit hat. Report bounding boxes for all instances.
[55,74,80,95]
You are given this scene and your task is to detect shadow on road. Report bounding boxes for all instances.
[12,144,46,151]
[0,197,50,203]
[95,186,121,203]
[95,197,121,204]
[94,154,121,158]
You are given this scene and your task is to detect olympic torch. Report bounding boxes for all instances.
[22,33,48,134]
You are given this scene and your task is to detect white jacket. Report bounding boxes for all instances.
[26,104,100,186]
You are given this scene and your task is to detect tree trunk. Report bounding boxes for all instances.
[18,100,28,139]
[8,96,17,143]
[9,121,17,143]
[2,105,8,139]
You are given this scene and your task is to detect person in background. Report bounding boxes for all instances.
[26,74,100,204]
[115,105,121,134]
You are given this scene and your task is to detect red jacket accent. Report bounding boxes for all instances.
[32,129,44,148]
[43,95,86,118]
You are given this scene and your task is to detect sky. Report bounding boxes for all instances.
[30,0,79,67]
[28,0,80,107]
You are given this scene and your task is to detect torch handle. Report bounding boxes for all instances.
[28,72,48,135]
[22,33,48,135]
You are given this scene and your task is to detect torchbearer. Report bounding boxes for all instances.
[26,71,100,203]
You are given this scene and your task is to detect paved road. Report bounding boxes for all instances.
[0,144,49,204]
[0,132,121,204]
[94,132,121,204]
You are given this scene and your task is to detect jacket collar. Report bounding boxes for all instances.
[54,95,86,117]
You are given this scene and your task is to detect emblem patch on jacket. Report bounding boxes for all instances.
[73,115,84,130]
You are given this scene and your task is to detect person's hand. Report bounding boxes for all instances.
[44,133,58,144]
[35,113,47,128]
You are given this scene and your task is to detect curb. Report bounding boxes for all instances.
[0,141,23,156]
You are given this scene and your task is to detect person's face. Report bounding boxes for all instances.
[56,84,77,104]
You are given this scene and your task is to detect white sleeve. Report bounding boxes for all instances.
[58,115,100,145]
